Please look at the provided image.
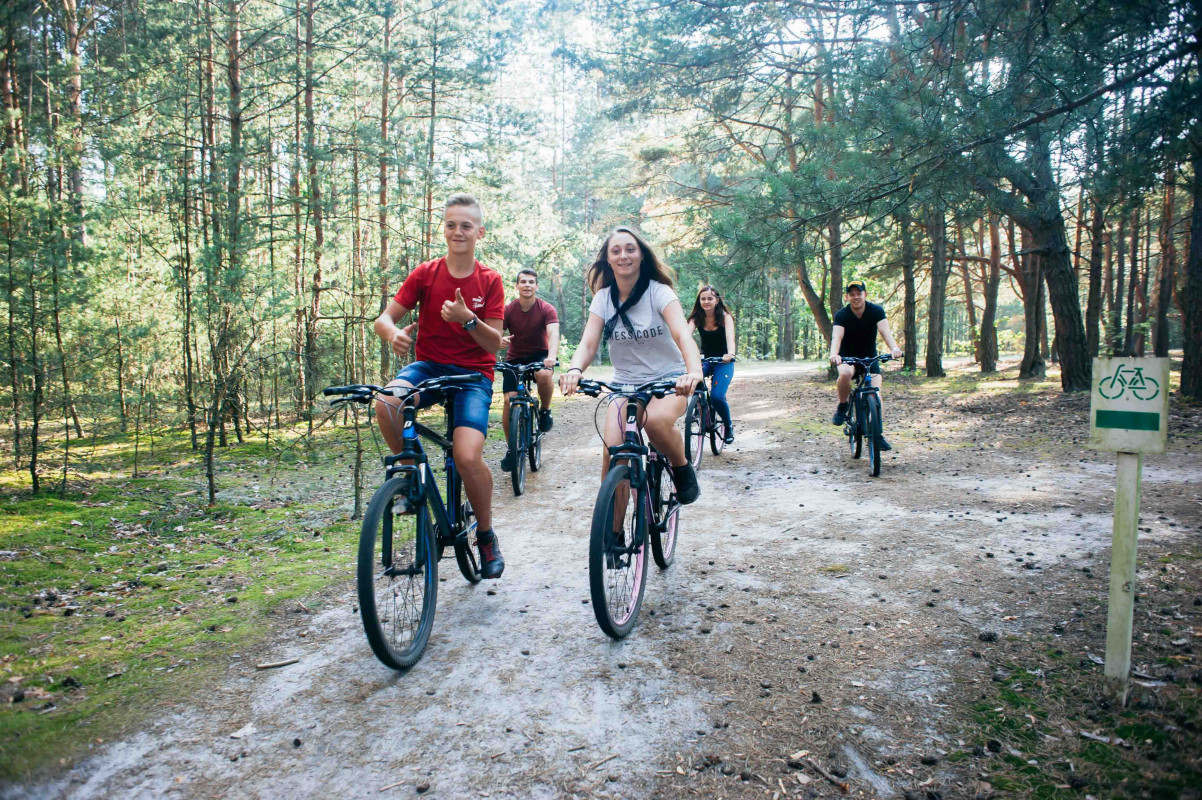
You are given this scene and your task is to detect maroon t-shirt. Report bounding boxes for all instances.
[504,297,559,360]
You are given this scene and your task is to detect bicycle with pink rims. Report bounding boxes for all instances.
[576,378,682,639]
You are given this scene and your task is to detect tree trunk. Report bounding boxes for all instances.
[898,209,918,370]
[1155,166,1176,357]
[377,4,392,382]
[1125,207,1139,355]
[827,216,843,321]
[28,266,40,493]
[1086,198,1105,357]
[979,214,1001,373]
[1112,214,1127,355]
[1182,138,1202,399]
[925,209,949,377]
[61,0,87,245]
[303,0,323,429]
[1018,227,1046,379]
[5,203,20,467]
[792,229,832,346]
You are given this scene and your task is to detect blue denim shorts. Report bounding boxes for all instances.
[393,361,493,435]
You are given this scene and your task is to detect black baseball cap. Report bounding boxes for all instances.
[845,280,867,293]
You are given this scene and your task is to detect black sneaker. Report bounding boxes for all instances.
[477,531,505,579]
[723,426,735,445]
[672,464,700,505]
[500,450,515,472]
[538,409,553,432]
[877,436,892,452]
[831,402,849,426]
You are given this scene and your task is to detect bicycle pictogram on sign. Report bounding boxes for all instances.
[1098,364,1160,401]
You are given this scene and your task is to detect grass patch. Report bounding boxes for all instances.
[0,415,374,781]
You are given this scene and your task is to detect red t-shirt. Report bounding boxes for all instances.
[394,257,505,380]
[504,298,559,360]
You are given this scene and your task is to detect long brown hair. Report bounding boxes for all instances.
[586,227,675,293]
[689,285,731,330]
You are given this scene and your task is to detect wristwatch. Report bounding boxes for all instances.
[462,315,478,331]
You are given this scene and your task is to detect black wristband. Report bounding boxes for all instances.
[567,367,582,374]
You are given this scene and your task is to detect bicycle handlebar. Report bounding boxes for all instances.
[838,353,893,366]
[323,373,481,406]
[576,378,682,399]
[701,356,736,365]
[496,360,559,377]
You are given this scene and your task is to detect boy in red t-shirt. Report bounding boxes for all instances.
[372,193,507,578]
[499,269,559,471]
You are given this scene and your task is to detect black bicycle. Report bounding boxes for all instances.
[324,375,485,670]
[839,353,892,477]
[684,356,736,468]
[497,360,556,496]
[576,378,682,639]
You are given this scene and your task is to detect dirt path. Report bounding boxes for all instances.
[14,361,1202,799]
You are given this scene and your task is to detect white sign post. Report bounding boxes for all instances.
[1089,357,1170,705]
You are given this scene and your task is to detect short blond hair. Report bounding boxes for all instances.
[444,193,482,220]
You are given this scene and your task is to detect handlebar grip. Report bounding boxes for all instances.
[324,385,356,396]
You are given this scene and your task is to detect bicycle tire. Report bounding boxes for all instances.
[865,393,882,477]
[588,463,649,639]
[649,458,678,569]
[528,426,543,472]
[358,477,437,670]
[453,488,482,584]
[508,405,527,496]
[684,396,705,471]
[848,399,862,459]
[710,419,727,456]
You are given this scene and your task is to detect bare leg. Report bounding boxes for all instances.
[534,371,554,410]
[836,365,854,404]
[452,426,493,531]
[374,379,415,454]
[642,395,688,467]
[500,392,516,445]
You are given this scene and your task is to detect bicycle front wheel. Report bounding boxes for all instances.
[358,477,437,670]
[865,393,882,477]
[589,463,649,639]
[508,405,527,496]
[649,459,678,569]
[684,396,705,471]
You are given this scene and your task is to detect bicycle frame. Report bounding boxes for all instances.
[385,401,470,550]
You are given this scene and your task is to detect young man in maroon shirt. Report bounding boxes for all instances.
[372,194,507,578]
[499,269,560,471]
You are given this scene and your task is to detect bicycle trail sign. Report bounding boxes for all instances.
[1088,357,1169,705]
[1089,357,1169,454]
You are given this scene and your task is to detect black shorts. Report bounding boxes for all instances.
[843,359,881,376]
[501,351,548,394]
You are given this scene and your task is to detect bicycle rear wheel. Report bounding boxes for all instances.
[589,463,649,639]
[358,477,437,670]
[847,399,863,459]
[684,396,705,471]
[710,420,727,456]
[453,488,482,583]
[865,393,882,477]
[508,405,527,496]
[649,458,678,569]
[528,421,543,473]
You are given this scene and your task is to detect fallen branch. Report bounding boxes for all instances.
[805,758,850,794]
[255,658,300,670]
[589,753,620,771]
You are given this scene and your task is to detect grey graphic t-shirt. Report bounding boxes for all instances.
[589,280,686,384]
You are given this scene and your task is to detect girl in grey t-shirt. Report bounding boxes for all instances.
[559,227,703,505]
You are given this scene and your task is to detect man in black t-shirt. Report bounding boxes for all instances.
[829,281,903,450]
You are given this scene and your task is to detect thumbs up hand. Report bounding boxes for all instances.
[391,322,417,358]
[442,287,474,324]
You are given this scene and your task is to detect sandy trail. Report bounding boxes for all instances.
[14,361,1202,799]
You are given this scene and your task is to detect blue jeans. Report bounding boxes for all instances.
[394,361,493,435]
[703,360,733,429]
